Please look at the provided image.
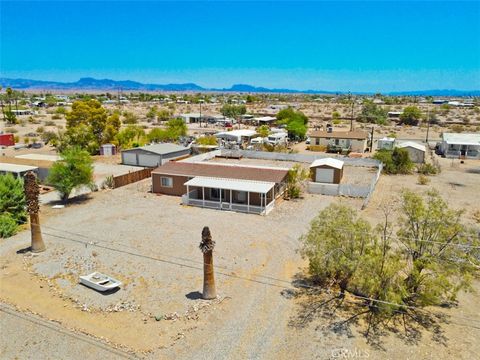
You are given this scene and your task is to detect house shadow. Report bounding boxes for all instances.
[185,291,203,300]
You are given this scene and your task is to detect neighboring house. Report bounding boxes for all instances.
[309,158,344,184]
[439,133,480,159]
[396,141,426,163]
[0,133,15,147]
[215,130,257,144]
[265,132,288,146]
[252,116,277,125]
[377,137,396,150]
[152,162,289,215]
[10,154,58,181]
[121,144,190,167]
[309,130,369,153]
[180,113,204,124]
[0,163,38,178]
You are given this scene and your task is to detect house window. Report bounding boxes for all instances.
[237,191,246,203]
[160,177,173,187]
[315,138,320,145]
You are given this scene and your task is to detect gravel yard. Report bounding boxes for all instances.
[1,156,479,359]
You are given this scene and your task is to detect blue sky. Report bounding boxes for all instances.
[1,1,479,91]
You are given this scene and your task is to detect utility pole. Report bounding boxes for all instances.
[425,106,430,145]
[199,100,202,128]
[370,126,374,152]
[350,92,354,131]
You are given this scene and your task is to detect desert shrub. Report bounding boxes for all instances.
[36,126,45,133]
[417,163,439,175]
[196,135,218,146]
[417,174,430,185]
[451,124,464,133]
[101,175,115,189]
[51,114,62,120]
[41,131,58,145]
[4,127,17,133]
[307,145,327,152]
[13,135,20,143]
[44,120,55,126]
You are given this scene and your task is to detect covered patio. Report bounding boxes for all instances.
[182,176,277,215]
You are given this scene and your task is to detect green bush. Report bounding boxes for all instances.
[0,214,19,238]
[417,163,439,175]
[374,148,414,174]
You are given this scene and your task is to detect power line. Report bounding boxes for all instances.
[30,227,480,326]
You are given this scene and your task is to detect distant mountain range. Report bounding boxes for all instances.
[1,77,479,96]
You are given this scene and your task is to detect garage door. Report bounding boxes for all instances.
[138,154,161,167]
[122,152,137,165]
[315,168,334,183]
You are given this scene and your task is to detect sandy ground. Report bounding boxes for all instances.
[1,155,479,359]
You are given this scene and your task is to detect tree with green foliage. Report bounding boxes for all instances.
[256,125,270,138]
[46,147,94,203]
[56,123,98,154]
[221,104,246,119]
[0,173,26,237]
[276,108,308,140]
[115,125,146,149]
[286,164,309,198]
[358,101,388,125]
[300,190,478,331]
[400,106,423,126]
[374,148,414,174]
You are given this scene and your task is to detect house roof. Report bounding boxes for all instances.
[122,143,188,155]
[0,163,38,173]
[309,130,368,140]
[215,130,257,138]
[15,153,60,162]
[310,158,344,169]
[184,176,274,194]
[153,161,288,183]
[442,133,480,146]
[397,141,426,152]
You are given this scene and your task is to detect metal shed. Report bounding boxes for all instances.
[397,142,425,163]
[121,143,190,167]
[309,158,344,184]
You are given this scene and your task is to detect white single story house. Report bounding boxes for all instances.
[215,130,257,144]
[121,143,190,167]
[396,141,426,163]
[439,133,480,159]
[0,163,38,178]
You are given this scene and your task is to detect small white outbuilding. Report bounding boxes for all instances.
[309,158,344,184]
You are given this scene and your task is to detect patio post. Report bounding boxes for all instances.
[247,192,250,213]
[202,186,205,208]
[230,189,232,210]
[219,188,222,209]
[186,184,190,205]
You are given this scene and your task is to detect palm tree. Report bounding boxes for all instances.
[24,171,46,252]
[199,226,216,299]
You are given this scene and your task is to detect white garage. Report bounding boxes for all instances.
[309,158,344,184]
[121,143,191,167]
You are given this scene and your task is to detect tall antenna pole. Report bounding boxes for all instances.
[425,106,430,145]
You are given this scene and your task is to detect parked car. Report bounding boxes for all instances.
[305,137,311,144]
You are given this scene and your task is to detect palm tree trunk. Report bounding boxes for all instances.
[30,213,45,253]
[203,251,216,299]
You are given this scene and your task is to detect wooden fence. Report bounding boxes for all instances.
[113,168,153,188]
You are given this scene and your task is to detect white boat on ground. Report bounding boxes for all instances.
[79,272,122,292]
